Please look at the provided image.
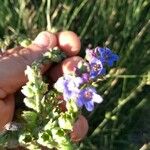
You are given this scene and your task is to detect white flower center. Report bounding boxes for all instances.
[93,64,101,71]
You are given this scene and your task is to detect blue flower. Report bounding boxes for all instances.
[97,47,119,67]
[77,87,103,111]
[89,58,106,79]
[81,73,90,82]
[54,75,83,101]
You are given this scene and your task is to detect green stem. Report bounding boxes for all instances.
[91,82,145,137]
[36,93,41,113]
[80,0,98,38]
[46,0,51,31]
[66,0,88,29]
[105,74,149,78]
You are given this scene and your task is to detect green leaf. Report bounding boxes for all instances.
[22,111,38,129]
[24,98,36,111]
[58,114,73,130]
[39,82,48,95]
[0,131,19,148]
[0,133,7,146]
[19,132,32,144]
[21,85,34,98]
[51,128,66,144]
[37,131,57,149]
[66,99,78,113]
[60,143,74,150]
[19,132,40,150]
[24,66,38,83]
[19,38,32,47]
[44,120,56,130]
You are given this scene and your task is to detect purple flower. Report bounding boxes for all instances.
[85,48,97,61]
[81,73,90,82]
[89,58,106,79]
[54,75,83,101]
[97,47,119,67]
[77,87,103,111]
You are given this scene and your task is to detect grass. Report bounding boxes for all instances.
[0,0,150,149]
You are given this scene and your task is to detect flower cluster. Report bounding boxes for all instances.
[0,46,119,150]
[54,47,119,111]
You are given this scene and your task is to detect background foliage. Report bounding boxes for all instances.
[0,0,150,149]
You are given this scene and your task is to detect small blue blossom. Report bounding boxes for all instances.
[89,58,106,79]
[54,75,83,101]
[97,47,119,67]
[77,87,103,111]
[81,73,90,82]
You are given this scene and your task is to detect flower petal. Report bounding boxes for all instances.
[112,54,119,61]
[108,60,113,67]
[77,98,83,107]
[54,77,64,92]
[101,68,106,75]
[74,77,83,86]
[92,93,103,103]
[84,101,94,111]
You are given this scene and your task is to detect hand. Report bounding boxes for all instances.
[0,31,88,141]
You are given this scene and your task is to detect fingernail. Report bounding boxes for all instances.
[33,31,57,49]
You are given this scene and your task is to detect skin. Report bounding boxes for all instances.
[0,31,88,141]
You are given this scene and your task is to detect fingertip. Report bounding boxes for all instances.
[33,31,57,49]
[62,56,82,74]
[71,115,89,142]
[57,31,81,56]
[49,56,82,82]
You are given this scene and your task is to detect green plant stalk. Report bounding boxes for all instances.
[46,0,51,31]
[35,92,41,113]
[80,0,98,38]
[18,48,79,149]
[91,81,145,137]
[66,0,88,29]
[112,97,148,139]
[120,19,150,66]
[105,74,149,78]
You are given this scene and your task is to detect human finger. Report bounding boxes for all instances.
[57,31,81,56]
[70,115,89,142]
[49,56,83,82]
[0,95,15,131]
[0,31,57,99]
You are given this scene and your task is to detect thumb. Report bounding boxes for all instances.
[0,31,57,98]
[24,31,57,65]
[33,31,57,49]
